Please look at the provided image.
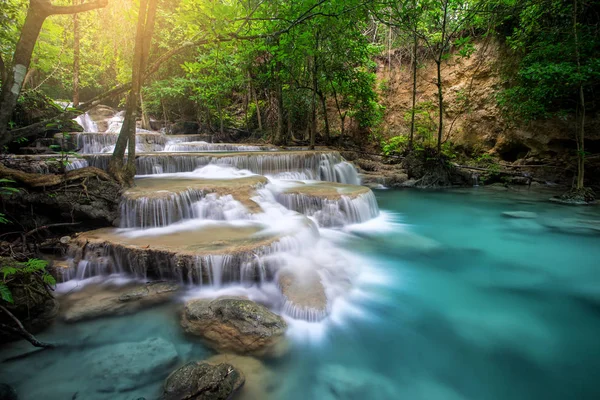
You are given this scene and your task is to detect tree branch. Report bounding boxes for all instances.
[0,306,55,349]
[47,0,108,15]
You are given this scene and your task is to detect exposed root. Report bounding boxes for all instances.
[0,163,113,188]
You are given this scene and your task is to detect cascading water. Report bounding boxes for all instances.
[275,190,380,227]
[84,151,361,184]
[164,142,265,152]
[60,109,374,325]
[75,112,98,132]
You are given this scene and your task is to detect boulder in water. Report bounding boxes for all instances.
[540,218,600,235]
[61,281,180,322]
[181,297,287,356]
[160,361,244,400]
[206,354,274,399]
[278,269,328,321]
[0,384,18,400]
[84,337,178,393]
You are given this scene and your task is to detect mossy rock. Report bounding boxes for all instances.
[181,297,287,357]
[161,362,244,400]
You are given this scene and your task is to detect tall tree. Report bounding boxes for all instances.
[572,0,585,190]
[0,0,108,145]
[72,0,80,107]
[109,0,158,185]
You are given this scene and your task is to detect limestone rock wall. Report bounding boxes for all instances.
[373,39,600,183]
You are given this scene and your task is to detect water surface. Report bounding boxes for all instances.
[2,187,600,400]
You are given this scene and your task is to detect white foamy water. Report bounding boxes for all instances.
[61,111,382,336]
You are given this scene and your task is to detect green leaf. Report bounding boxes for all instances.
[0,283,13,304]
[43,274,57,286]
[1,266,18,280]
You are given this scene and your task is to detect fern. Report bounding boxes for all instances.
[1,266,18,280]
[43,274,57,286]
[22,259,49,274]
[0,283,13,303]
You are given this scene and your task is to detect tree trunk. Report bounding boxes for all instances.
[109,0,157,185]
[436,1,448,155]
[318,91,329,144]
[330,82,345,137]
[409,28,418,149]
[0,0,108,145]
[217,99,224,136]
[140,92,152,130]
[571,0,585,189]
[275,81,285,145]
[287,104,294,142]
[0,54,6,84]
[72,0,81,107]
[252,84,262,132]
[310,34,319,150]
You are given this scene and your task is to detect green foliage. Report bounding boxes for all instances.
[382,135,409,156]
[403,101,438,145]
[0,259,55,304]
[0,283,13,303]
[496,0,600,121]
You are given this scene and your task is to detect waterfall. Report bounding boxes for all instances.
[61,108,379,323]
[472,173,480,187]
[75,113,98,133]
[85,152,361,184]
[275,190,380,227]
[120,191,250,229]
[65,158,89,171]
[164,142,264,152]
[74,133,168,154]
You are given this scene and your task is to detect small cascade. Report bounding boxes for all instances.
[105,111,153,134]
[66,212,320,287]
[164,142,264,152]
[75,113,98,133]
[275,190,380,227]
[74,132,168,154]
[335,161,361,185]
[193,194,249,221]
[85,152,361,183]
[65,158,89,171]
[120,191,250,229]
[120,189,206,228]
[472,173,480,187]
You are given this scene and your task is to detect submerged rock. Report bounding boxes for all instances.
[540,218,600,236]
[278,269,328,322]
[0,384,18,400]
[181,297,287,356]
[61,281,179,322]
[314,365,397,400]
[161,361,244,400]
[85,337,178,393]
[206,354,275,399]
[502,211,538,219]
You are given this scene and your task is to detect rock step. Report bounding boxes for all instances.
[121,176,267,228]
[278,269,329,322]
[65,225,282,284]
[81,150,359,183]
[275,182,379,227]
